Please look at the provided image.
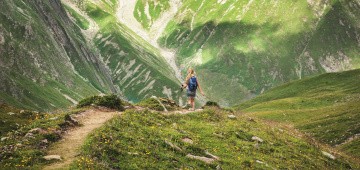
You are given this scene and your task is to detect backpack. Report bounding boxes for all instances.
[188,76,198,92]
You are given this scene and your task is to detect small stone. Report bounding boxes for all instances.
[216,165,222,170]
[28,128,46,134]
[20,110,25,114]
[256,160,264,164]
[1,137,9,141]
[49,116,59,120]
[186,154,215,164]
[25,132,34,138]
[41,139,48,144]
[322,151,336,160]
[247,117,256,122]
[227,115,236,119]
[7,112,15,116]
[181,138,193,144]
[205,150,220,160]
[164,140,182,152]
[43,155,62,161]
[251,136,264,143]
[16,143,22,147]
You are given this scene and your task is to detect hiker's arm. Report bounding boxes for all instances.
[182,77,189,88]
[197,81,205,95]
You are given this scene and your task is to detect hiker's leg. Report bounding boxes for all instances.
[191,97,195,110]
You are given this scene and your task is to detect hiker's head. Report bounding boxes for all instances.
[188,68,194,75]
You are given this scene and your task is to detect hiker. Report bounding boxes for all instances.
[181,68,204,111]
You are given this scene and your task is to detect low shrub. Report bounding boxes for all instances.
[77,95,124,111]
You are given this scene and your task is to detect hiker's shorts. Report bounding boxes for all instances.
[187,89,196,98]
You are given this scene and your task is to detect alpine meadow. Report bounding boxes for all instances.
[0,0,359,169]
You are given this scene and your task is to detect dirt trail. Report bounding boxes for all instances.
[43,109,121,170]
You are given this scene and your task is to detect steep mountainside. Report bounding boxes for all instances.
[0,0,184,110]
[0,0,115,111]
[236,69,360,158]
[150,0,360,106]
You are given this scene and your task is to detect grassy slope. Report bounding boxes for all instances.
[0,107,87,169]
[71,108,357,169]
[0,0,115,111]
[76,1,183,103]
[157,0,360,106]
[236,69,360,158]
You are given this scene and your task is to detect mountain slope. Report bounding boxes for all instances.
[236,69,360,158]
[0,0,185,110]
[151,0,360,106]
[0,0,116,111]
[79,0,183,103]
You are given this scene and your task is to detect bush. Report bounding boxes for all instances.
[137,98,164,111]
[77,96,100,108]
[204,101,220,108]
[77,95,124,111]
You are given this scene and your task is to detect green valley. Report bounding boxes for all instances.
[0,0,360,169]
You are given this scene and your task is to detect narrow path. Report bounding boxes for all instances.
[43,109,121,170]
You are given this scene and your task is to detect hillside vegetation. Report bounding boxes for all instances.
[156,0,360,106]
[71,108,357,169]
[236,69,360,158]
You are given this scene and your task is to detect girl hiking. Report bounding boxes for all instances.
[182,68,204,111]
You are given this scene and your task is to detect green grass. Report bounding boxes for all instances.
[0,108,87,169]
[71,108,357,169]
[236,69,360,159]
